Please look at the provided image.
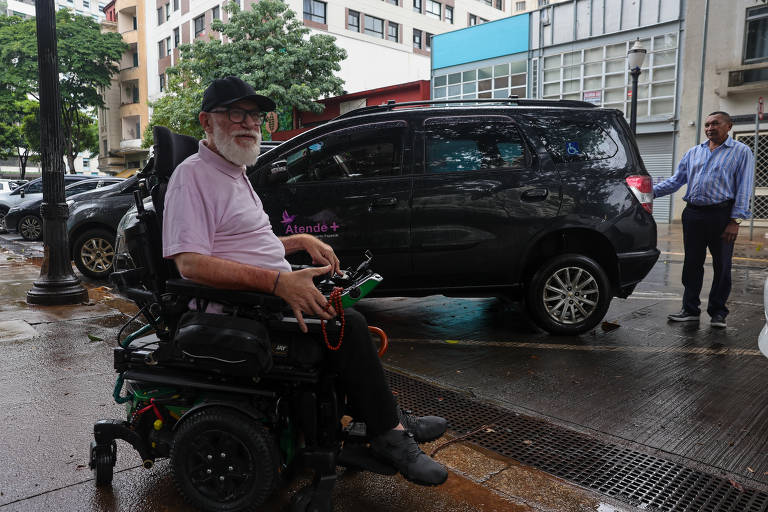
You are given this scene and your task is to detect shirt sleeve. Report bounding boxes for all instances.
[653,149,690,199]
[162,166,217,259]
[731,145,755,219]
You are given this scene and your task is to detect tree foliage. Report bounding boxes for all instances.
[0,11,126,172]
[144,0,347,145]
[0,98,38,178]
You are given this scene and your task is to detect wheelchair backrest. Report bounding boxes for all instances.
[150,126,200,221]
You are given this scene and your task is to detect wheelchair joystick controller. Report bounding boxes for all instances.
[315,250,382,309]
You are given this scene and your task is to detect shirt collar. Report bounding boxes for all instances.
[699,135,735,149]
[198,140,246,179]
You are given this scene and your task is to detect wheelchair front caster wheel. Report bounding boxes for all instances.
[90,440,117,486]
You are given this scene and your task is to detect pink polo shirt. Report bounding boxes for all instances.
[162,140,292,274]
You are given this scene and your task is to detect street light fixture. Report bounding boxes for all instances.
[627,39,647,135]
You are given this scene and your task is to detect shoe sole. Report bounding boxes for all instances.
[413,431,447,444]
[667,316,699,322]
[711,322,727,328]
[402,472,449,487]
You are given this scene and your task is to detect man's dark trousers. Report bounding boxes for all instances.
[323,308,399,437]
[681,203,735,318]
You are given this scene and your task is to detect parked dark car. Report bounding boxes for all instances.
[0,174,92,218]
[66,176,140,279]
[5,177,124,241]
[247,98,659,335]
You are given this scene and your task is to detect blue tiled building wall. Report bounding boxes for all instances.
[432,14,530,70]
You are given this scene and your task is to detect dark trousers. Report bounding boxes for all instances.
[323,308,399,437]
[681,204,735,318]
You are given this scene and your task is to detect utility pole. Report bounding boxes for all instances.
[27,0,88,305]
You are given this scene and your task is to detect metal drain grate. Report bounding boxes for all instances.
[387,371,768,512]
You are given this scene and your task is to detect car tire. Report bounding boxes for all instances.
[0,205,9,220]
[72,228,116,280]
[526,253,611,336]
[19,215,43,241]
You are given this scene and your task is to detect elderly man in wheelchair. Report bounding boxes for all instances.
[89,77,448,512]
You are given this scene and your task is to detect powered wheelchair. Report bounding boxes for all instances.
[89,126,400,512]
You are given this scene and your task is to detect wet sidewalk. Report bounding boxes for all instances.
[0,249,630,512]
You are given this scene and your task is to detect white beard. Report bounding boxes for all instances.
[210,124,261,166]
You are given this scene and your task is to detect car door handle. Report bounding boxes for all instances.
[370,197,397,208]
[522,188,548,201]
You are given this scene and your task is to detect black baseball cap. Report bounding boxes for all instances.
[201,76,276,113]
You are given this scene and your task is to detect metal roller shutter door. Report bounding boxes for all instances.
[636,134,674,224]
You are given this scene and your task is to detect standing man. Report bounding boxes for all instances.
[162,77,448,486]
[654,111,754,328]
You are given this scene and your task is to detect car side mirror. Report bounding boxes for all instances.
[268,160,289,185]
[19,188,25,198]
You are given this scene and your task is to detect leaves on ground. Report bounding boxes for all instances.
[87,333,103,342]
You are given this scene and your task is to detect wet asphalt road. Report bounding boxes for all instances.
[1,225,768,511]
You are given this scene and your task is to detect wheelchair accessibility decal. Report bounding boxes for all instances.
[566,141,582,155]
[280,210,340,237]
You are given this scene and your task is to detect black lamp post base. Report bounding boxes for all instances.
[27,278,89,305]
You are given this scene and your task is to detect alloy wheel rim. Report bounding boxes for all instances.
[80,237,115,273]
[542,266,599,325]
[20,217,41,240]
[187,429,254,502]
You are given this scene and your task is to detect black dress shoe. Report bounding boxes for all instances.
[370,429,448,486]
[399,408,448,443]
[668,309,700,322]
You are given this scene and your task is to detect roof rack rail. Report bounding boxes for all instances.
[334,97,597,120]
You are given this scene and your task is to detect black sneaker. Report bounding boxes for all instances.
[710,314,727,328]
[668,309,700,322]
[398,408,448,443]
[370,429,448,486]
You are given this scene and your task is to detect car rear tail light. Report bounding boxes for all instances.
[625,175,653,214]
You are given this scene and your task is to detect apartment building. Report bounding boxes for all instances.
[5,0,106,19]
[145,0,516,105]
[97,0,150,175]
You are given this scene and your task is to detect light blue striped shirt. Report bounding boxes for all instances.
[653,136,755,219]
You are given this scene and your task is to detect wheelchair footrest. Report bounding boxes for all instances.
[337,443,397,475]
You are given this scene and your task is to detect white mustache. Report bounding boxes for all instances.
[232,130,259,138]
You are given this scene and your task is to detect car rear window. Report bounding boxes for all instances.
[525,116,621,163]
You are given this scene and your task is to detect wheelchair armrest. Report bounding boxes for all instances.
[165,278,286,311]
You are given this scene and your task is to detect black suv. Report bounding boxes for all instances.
[249,99,659,335]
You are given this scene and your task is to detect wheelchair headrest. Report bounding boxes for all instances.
[152,125,200,181]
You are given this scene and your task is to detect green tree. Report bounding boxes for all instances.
[21,103,99,170]
[0,11,126,172]
[0,98,38,178]
[143,0,346,145]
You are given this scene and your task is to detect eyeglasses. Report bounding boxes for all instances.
[209,108,265,125]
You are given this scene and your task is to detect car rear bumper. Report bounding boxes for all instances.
[759,324,768,359]
[615,248,660,298]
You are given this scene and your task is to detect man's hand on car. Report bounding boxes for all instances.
[274,264,336,333]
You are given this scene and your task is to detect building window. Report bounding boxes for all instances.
[132,51,138,67]
[194,15,204,36]
[426,0,441,19]
[347,10,359,31]
[159,74,165,92]
[212,5,220,20]
[538,0,548,5]
[132,15,137,29]
[174,27,180,47]
[102,139,107,154]
[303,0,327,24]
[173,0,178,10]
[496,0,503,8]
[445,5,453,23]
[165,36,171,55]
[158,40,164,58]
[413,0,421,13]
[132,86,139,103]
[413,28,422,49]
[82,0,89,8]
[745,6,768,63]
[388,22,399,42]
[82,157,89,168]
[165,2,170,20]
[469,14,487,25]
[425,32,433,50]
[385,0,399,4]
[157,7,163,25]
[515,1,525,10]
[433,60,527,101]
[365,15,384,38]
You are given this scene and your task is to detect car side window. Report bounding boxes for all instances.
[24,181,43,194]
[524,117,620,163]
[283,127,403,183]
[66,182,95,195]
[425,122,527,173]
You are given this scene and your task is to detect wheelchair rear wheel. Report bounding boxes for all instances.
[170,407,279,512]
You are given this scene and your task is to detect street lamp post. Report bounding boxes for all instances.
[627,39,647,135]
[27,0,89,305]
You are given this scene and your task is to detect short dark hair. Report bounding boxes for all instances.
[708,111,732,124]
